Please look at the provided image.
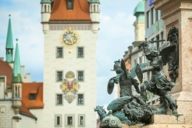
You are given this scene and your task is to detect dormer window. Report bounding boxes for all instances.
[67,0,74,10]
[29,93,37,100]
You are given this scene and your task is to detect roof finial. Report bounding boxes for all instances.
[9,14,11,18]
[16,38,19,42]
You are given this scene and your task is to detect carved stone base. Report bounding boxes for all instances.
[122,115,192,128]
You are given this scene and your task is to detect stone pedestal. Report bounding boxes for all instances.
[122,115,192,128]
[154,0,192,116]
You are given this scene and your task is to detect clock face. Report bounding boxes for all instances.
[63,30,78,45]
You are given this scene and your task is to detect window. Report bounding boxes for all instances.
[56,71,63,82]
[77,47,84,58]
[29,93,37,100]
[78,115,85,127]
[139,57,142,64]
[77,71,84,81]
[155,10,159,22]
[151,8,154,25]
[77,94,84,105]
[65,115,74,127]
[0,77,5,83]
[56,47,63,58]
[134,58,138,66]
[67,0,74,10]
[146,11,150,28]
[55,115,62,127]
[56,94,63,105]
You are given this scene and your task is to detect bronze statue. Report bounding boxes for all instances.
[140,42,178,115]
[107,60,140,97]
[95,29,180,127]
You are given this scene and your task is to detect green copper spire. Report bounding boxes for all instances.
[134,0,145,16]
[13,40,22,83]
[6,14,14,63]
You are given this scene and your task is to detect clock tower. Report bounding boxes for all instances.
[40,0,100,128]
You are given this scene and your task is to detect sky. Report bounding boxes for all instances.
[0,0,140,105]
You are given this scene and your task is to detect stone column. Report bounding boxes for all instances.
[154,0,192,116]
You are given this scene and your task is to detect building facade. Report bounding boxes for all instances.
[145,0,165,48]
[0,16,44,128]
[39,0,100,128]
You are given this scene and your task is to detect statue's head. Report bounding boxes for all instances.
[112,60,121,71]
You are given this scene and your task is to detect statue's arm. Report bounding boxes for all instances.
[132,78,140,93]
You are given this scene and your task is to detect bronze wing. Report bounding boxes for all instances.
[107,77,116,94]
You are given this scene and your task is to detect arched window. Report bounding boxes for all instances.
[44,5,47,12]
[94,4,96,12]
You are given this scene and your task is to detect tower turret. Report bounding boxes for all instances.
[41,0,51,33]
[89,0,100,32]
[134,0,145,41]
[12,40,22,114]
[6,15,14,63]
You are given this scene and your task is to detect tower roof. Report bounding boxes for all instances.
[13,41,22,83]
[6,15,14,49]
[134,0,145,16]
[50,0,91,21]
[89,0,100,4]
[41,0,51,4]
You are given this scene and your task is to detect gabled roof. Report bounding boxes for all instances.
[20,82,43,120]
[0,60,13,88]
[22,82,44,109]
[50,0,91,21]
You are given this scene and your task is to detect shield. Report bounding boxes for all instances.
[107,78,115,94]
[135,64,143,83]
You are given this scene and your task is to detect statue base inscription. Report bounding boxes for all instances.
[122,115,192,128]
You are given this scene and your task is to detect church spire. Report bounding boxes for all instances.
[13,39,22,83]
[6,14,14,63]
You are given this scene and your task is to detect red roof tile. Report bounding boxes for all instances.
[0,60,12,88]
[50,0,91,21]
[22,83,44,109]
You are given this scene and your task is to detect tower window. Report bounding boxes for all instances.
[56,47,63,58]
[55,115,62,127]
[77,94,84,105]
[0,77,5,83]
[56,71,63,82]
[78,115,85,127]
[77,47,84,58]
[77,71,84,81]
[67,0,74,10]
[65,115,74,126]
[56,94,63,105]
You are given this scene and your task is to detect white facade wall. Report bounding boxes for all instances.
[0,102,15,128]
[33,28,98,128]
